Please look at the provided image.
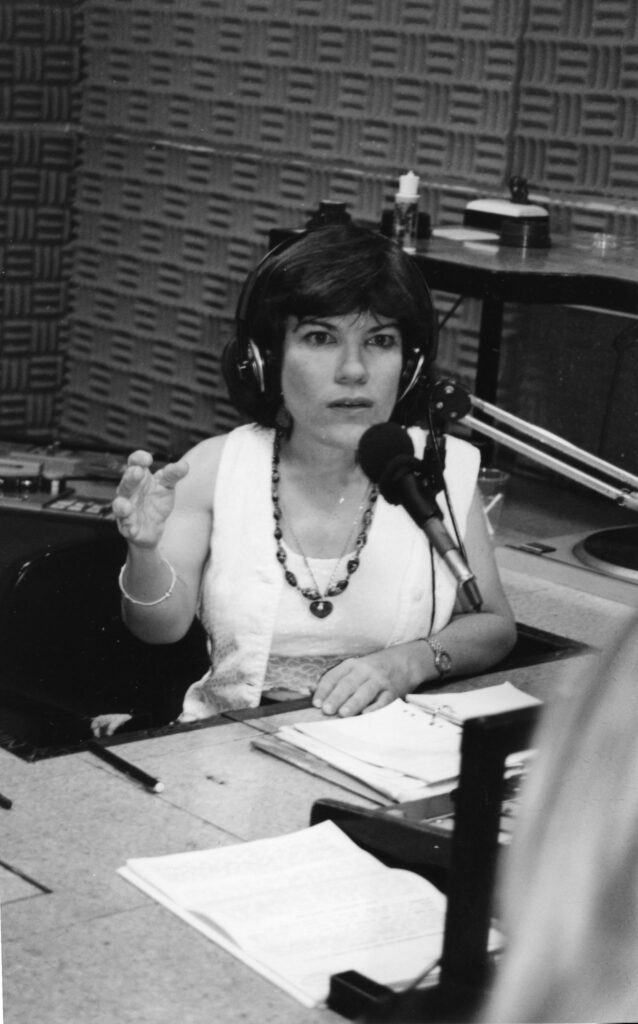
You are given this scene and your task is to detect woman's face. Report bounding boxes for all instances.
[280,310,403,451]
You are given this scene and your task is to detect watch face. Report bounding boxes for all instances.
[437,651,452,674]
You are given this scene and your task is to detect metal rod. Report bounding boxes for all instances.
[465,414,638,512]
[470,395,638,491]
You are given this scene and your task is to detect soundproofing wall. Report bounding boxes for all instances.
[62,0,529,454]
[2,0,637,458]
[0,0,83,440]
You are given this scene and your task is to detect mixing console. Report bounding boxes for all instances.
[0,445,124,521]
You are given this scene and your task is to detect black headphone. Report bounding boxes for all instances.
[225,234,300,400]
[222,226,437,418]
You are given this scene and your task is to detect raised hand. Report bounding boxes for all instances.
[112,450,189,547]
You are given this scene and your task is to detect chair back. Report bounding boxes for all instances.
[0,534,208,748]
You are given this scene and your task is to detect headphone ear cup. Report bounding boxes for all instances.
[232,234,301,407]
[223,337,268,391]
[397,350,426,402]
[222,339,264,411]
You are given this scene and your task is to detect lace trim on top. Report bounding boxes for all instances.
[263,653,342,698]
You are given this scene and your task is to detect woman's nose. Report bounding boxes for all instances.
[336,342,368,383]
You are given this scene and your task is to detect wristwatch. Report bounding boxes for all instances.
[424,638,452,680]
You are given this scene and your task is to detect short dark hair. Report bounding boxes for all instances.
[226,223,437,427]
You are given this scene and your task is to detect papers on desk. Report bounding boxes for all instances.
[119,820,448,1008]
[276,700,460,801]
[406,681,542,724]
[269,686,539,803]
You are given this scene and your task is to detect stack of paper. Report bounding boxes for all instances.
[275,700,460,802]
[272,685,539,802]
[119,820,448,1007]
[406,681,541,723]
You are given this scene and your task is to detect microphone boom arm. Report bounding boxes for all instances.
[468,395,638,513]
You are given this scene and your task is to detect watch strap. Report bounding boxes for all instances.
[422,637,452,679]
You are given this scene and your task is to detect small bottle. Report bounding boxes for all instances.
[392,170,420,252]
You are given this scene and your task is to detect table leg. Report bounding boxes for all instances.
[474,299,504,404]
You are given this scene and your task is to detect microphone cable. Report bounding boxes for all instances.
[424,403,467,561]
[423,378,473,562]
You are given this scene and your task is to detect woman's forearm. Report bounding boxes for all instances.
[119,544,198,643]
[372,610,517,696]
[420,610,517,685]
[313,610,517,717]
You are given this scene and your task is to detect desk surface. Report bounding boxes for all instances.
[413,232,638,312]
[2,566,635,1024]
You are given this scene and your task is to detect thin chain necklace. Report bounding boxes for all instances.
[271,428,378,618]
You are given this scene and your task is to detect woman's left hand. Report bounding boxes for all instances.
[312,654,403,717]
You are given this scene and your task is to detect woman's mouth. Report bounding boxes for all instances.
[328,398,373,409]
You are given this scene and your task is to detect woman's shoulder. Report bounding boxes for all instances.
[181,432,228,475]
[180,424,273,491]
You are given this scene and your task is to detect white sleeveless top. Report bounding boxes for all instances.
[179,423,480,719]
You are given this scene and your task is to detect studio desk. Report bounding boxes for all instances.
[3,556,635,1024]
[1,442,637,1023]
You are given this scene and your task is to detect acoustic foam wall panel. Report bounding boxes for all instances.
[47,0,638,457]
[65,0,525,453]
[0,1,83,438]
[514,0,638,198]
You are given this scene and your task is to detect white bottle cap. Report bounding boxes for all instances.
[396,170,420,198]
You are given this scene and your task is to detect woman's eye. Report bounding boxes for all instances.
[368,333,400,349]
[302,331,334,346]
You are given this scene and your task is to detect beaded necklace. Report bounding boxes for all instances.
[271,428,379,618]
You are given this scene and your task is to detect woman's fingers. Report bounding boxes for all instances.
[113,465,153,538]
[112,454,188,547]
[361,691,396,714]
[111,494,132,518]
[314,659,396,717]
[116,463,149,498]
[116,459,188,500]
[127,449,153,468]
[156,459,189,488]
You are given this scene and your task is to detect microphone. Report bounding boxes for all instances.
[358,423,482,612]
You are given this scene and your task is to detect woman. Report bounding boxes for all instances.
[481,620,638,1023]
[112,224,515,721]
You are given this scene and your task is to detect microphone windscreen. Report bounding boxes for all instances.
[358,424,417,502]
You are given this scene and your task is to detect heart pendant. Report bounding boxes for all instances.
[309,600,333,618]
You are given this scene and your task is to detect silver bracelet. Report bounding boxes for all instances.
[118,557,177,607]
